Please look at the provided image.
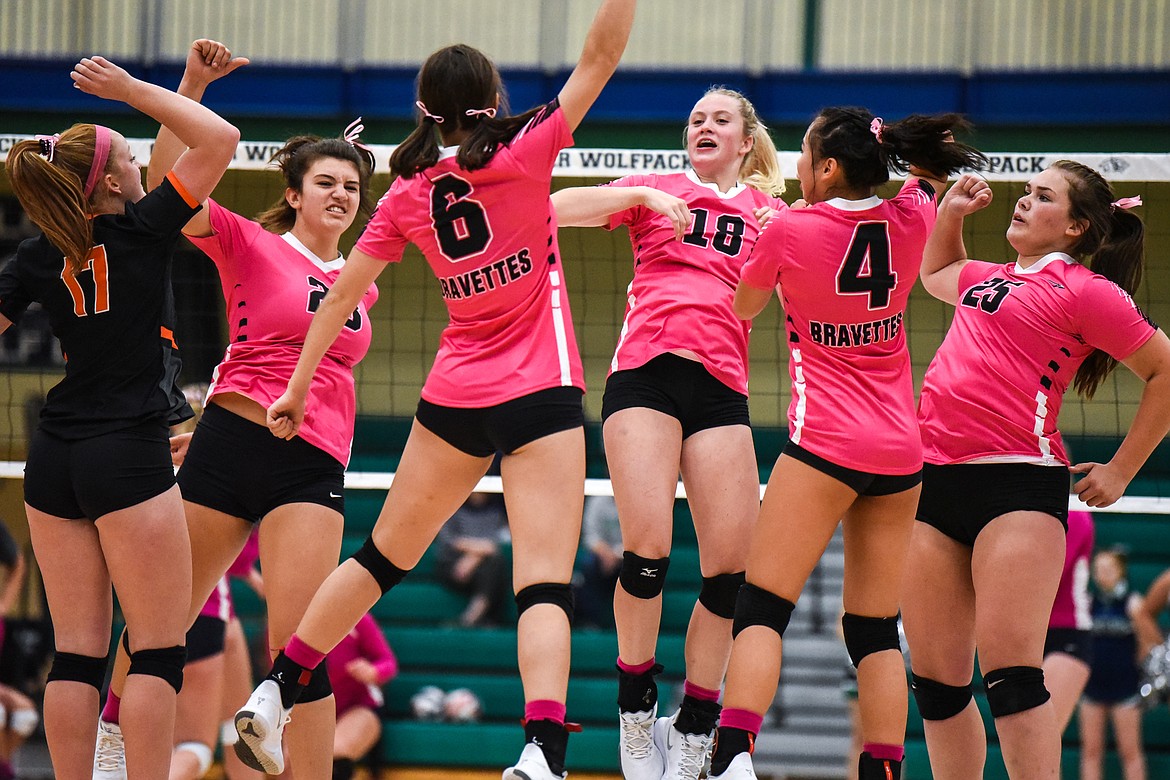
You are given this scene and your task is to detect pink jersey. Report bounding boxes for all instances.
[1050,510,1095,630]
[356,100,583,407]
[604,171,785,395]
[188,200,378,466]
[919,253,1157,465]
[326,613,398,715]
[740,179,937,474]
[197,530,261,621]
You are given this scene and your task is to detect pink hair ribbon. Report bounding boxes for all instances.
[342,116,373,154]
[415,101,445,124]
[869,117,884,144]
[465,107,497,119]
[1111,196,1142,211]
[35,133,61,162]
[83,124,112,199]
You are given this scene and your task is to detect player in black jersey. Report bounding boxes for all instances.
[0,54,238,779]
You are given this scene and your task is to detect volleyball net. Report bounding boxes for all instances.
[1,140,1169,517]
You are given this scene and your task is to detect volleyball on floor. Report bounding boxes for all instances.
[442,687,483,722]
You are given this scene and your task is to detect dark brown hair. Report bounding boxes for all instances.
[1050,160,1147,399]
[389,44,545,178]
[255,136,376,233]
[808,107,987,191]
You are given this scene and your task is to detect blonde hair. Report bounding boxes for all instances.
[7,124,110,273]
[693,87,786,198]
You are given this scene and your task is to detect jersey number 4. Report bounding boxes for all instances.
[61,246,110,317]
[836,222,896,310]
[431,174,492,262]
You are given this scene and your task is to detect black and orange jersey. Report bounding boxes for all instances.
[0,173,201,439]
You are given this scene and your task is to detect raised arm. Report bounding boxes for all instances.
[267,249,384,439]
[919,173,992,305]
[557,0,636,131]
[1071,329,1170,507]
[552,185,690,238]
[71,55,239,204]
[147,40,248,238]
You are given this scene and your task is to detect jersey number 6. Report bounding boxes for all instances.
[431,173,493,262]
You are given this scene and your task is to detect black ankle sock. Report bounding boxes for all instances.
[710,726,753,776]
[676,694,721,735]
[266,652,310,709]
[524,718,568,776]
[858,752,902,780]
[616,662,664,713]
[332,757,355,780]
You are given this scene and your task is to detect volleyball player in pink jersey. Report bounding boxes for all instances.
[326,613,398,780]
[236,4,636,779]
[901,163,1170,780]
[551,87,785,780]
[92,39,380,780]
[1043,509,1095,731]
[706,108,985,780]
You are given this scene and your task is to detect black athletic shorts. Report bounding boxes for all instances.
[1044,627,1093,665]
[602,353,750,438]
[783,442,922,497]
[415,386,585,457]
[916,462,1070,547]
[185,614,227,663]
[24,420,175,520]
[178,403,345,523]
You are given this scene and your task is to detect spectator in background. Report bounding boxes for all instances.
[1044,509,1096,731]
[0,522,25,655]
[1080,548,1147,780]
[575,494,622,629]
[0,682,39,780]
[436,492,511,628]
[327,612,398,780]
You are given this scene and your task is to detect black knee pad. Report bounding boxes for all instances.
[911,673,974,721]
[352,536,409,595]
[515,582,574,623]
[983,665,1050,718]
[731,583,795,639]
[296,660,333,704]
[46,651,108,690]
[128,645,187,694]
[841,612,901,668]
[698,572,745,620]
[619,552,670,599]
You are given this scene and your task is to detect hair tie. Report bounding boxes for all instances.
[465,107,497,119]
[35,133,61,162]
[83,124,112,199]
[869,117,884,144]
[415,101,445,124]
[341,116,373,155]
[1111,196,1142,211]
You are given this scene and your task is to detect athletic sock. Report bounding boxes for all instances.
[524,718,569,776]
[710,725,755,776]
[265,651,312,710]
[675,693,721,735]
[100,691,121,725]
[616,657,663,713]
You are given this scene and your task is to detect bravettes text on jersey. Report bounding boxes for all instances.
[356,99,584,408]
[0,173,200,438]
[740,178,938,475]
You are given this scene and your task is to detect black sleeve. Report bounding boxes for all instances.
[0,246,35,325]
[126,175,203,238]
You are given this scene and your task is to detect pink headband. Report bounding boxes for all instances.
[1111,196,1142,211]
[869,117,884,144]
[83,125,112,199]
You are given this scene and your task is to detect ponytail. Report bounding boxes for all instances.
[809,107,986,191]
[1051,160,1147,398]
[7,124,106,272]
